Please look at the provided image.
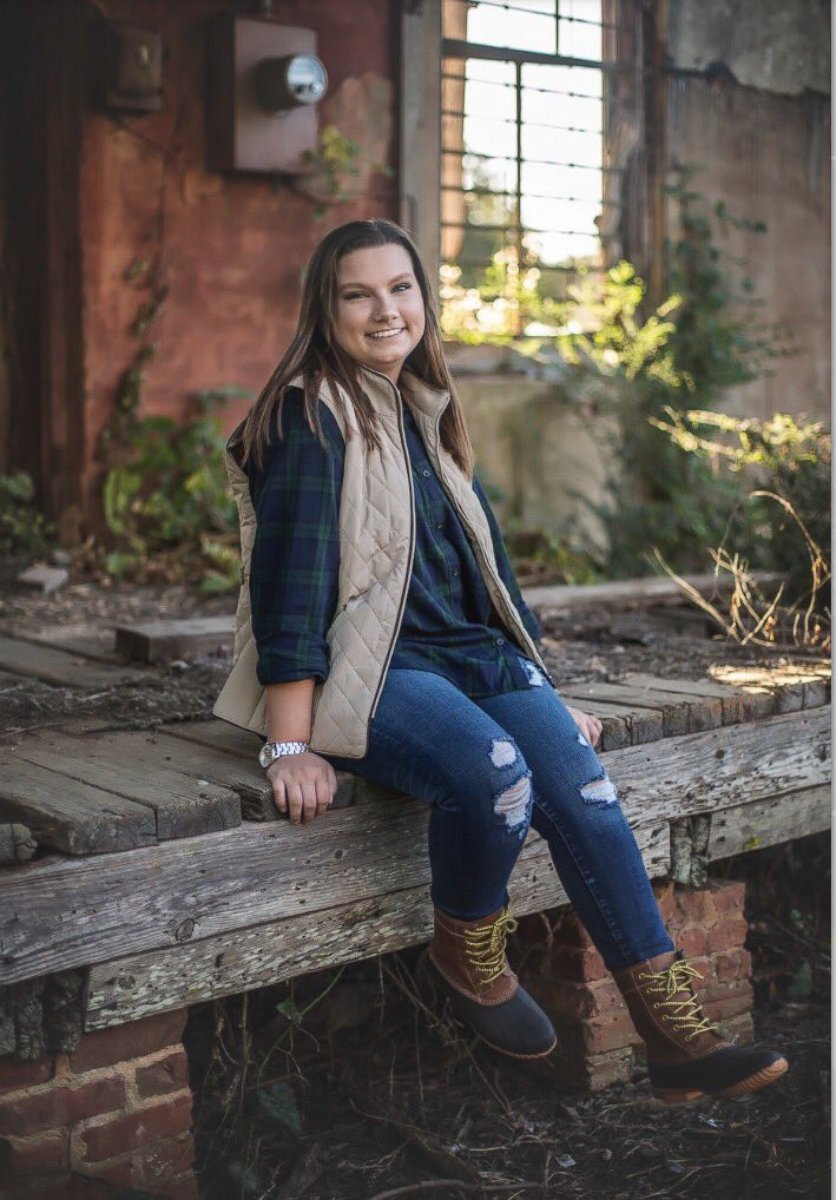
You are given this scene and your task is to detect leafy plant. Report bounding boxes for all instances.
[101,387,249,590]
[0,472,53,556]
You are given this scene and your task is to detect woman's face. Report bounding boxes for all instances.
[332,243,426,383]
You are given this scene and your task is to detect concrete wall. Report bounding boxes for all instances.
[665,0,831,424]
[668,0,830,96]
[45,0,397,534]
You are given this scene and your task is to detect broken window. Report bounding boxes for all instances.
[438,0,634,339]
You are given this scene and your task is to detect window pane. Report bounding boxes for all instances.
[521,125,602,168]
[558,0,603,60]
[464,0,557,55]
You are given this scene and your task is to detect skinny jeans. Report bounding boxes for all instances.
[325,659,674,972]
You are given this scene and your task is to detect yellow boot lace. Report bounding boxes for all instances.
[462,911,518,986]
[638,959,719,1041]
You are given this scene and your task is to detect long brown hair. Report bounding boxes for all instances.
[237,219,474,477]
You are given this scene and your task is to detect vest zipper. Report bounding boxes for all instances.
[429,411,557,690]
[368,384,417,723]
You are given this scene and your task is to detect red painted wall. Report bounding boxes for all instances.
[78,0,398,526]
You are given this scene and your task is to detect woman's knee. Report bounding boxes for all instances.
[440,733,534,835]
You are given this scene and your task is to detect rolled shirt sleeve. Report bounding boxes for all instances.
[473,475,543,642]
[246,390,345,686]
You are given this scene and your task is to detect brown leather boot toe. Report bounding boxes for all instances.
[614,950,788,1103]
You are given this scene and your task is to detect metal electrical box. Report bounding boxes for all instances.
[206,15,325,174]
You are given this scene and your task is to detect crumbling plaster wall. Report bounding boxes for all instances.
[665,0,831,424]
[78,0,396,532]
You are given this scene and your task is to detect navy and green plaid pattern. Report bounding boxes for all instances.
[246,388,542,696]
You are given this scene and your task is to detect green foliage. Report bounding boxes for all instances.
[653,409,831,609]
[0,472,53,556]
[562,174,796,578]
[101,387,249,590]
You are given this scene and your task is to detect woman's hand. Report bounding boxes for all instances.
[566,706,603,748]
[266,751,338,824]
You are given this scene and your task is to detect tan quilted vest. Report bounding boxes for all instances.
[213,366,548,757]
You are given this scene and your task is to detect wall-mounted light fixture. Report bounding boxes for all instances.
[103,23,163,113]
[206,16,328,174]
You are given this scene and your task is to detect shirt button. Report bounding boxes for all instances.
[435,521,443,530]
[452,567,459,577]
[421,467,431,478]
[495,636,505,646]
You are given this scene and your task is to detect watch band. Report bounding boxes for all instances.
[259,740,310,769]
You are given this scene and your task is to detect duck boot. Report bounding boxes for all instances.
[614,950,788,1103]
[424,906,557,1059]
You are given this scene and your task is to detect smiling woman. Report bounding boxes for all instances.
[213,217,787,1102]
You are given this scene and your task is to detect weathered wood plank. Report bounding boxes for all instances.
[163,718,262,759]
[707,785,831,861]
[613,707,830,827]
[114,616,234,664]
[0,758,156,854]
[619,674,745,725]
[84,821,671,1027]
[0,708,826,987]
[6,732,241,841]
[0,635,141,688]
[563,681,698,736]
[709,665,830,715]
[559,690,665,745]
[521,571,779,611]
[151,731,357,819]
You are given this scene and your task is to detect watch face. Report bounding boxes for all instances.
[258,743,273,768]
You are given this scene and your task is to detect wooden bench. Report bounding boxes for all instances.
[0,661,829,1037]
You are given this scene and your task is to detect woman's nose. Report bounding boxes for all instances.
[371,292,398,321]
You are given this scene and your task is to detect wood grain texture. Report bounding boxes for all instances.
[5,730,241,841]
[0,707,827,988]
[0,635,141,688]
[0,757,156,854]
[707,785,831,860]
[84,822,670,1027]
[114,616,234,664]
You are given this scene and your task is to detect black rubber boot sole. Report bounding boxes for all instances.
[649,1045,789,1103]
[417,950,557,1060]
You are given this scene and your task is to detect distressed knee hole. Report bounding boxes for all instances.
[489,738,517,768]
[493,772,532,829]
[576,731,590,747]
[520,659,544,687]
[580,773,619,806]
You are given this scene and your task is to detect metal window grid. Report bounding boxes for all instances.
[441,0,624,335]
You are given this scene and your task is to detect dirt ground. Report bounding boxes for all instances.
[0,569,830,1199]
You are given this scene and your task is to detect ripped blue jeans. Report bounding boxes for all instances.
[325,661,673,971]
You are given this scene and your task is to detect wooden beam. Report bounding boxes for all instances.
[0,636,141,689]
[0,707,827,987]
[113,617,234,664]
[0,758,156,855]
[84,821,671,1028]
[520,571,781,611]
[707,785,831,861]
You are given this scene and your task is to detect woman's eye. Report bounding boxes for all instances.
[393,282,412,292]
[343,292,365,300]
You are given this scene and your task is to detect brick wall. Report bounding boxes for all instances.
[0,1009,197,1200]
[518,880,754,1091]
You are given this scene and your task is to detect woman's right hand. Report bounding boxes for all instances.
[266,751,338,824]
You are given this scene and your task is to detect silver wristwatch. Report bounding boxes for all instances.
[258,740,310,769]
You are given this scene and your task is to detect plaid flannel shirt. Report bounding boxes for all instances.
[246,389,542,697]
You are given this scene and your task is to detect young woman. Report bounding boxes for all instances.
[214,218,787,1103]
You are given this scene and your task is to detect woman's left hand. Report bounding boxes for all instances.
[566,705,602,748]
